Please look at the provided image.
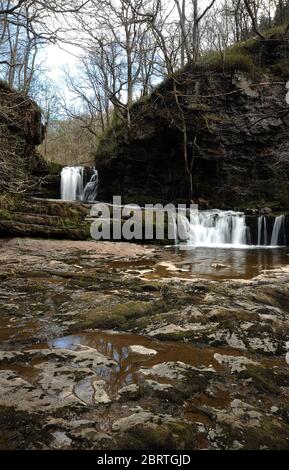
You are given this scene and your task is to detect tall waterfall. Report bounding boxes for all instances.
[61,167,84,201]
[60,166,98,202]
[271,215,286,246]
[177,210,248,247]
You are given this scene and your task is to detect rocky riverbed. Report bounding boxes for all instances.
[1,238,289,450]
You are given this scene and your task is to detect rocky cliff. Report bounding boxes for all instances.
[0,81,56,198]
[96,31,289,210]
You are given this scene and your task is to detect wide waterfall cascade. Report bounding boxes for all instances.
[176,210,248,247]
[176,210,287,248]
[61,166,99,202]
[61,167,84,201]
[271,215,286,246]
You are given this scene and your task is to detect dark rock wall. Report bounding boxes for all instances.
[96,37,289,210]
[0,83,46,194]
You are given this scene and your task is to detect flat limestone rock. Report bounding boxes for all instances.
[214,354,259,373]
[93,380,111,404]
[140,361,215,380]
[147,322,218,336]
[112,411,173,432]
[26,346,116,369]
[34,361,94,401]
[216,399,262,429]
[118,384,140,399]
[128,345,157,356]
[51,431,72,449]
[0,370,58,412]
[144,380,173,392]
[74,378,95,405]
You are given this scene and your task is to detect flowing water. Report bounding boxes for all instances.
[61,167,84,201]
[271,215,286,246]
[83,169,99,202]
[176,210,287,248]
[60,166,99,202]
[258,216,268,246]
[177,210,248,247]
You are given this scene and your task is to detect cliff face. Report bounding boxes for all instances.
[0,82,46,194]
[96,34,289,210]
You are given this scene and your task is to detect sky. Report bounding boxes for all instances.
[43,0,214,77]
[40,0,215,106]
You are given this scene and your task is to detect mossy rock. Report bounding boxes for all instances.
[244,417,289,450]
[240,364,289,395]
[77,300,166,330]
[116,421,196,450]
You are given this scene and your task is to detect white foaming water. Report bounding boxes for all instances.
[271,215,286,246]
[176,210,287,248]
[61,166,99,202]
[61,167,84,201]
[83,169,99,202]
[176,210,248,248]
[257,216,268,246]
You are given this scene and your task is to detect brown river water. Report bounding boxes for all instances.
[109,246,289,280]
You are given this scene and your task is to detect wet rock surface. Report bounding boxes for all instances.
[1,238,289,449]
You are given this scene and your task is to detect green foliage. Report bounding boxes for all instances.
[261,23,289,37]
[47,161,63,174]
[197,49,257,77]
[271,58,289,77]
[95,110,127,162]
[95,126,118,162]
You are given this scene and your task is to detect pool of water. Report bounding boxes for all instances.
[108,247,289,281]
[170,246,289,280]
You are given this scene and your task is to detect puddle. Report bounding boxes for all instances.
[43,331,247,394]
[184,388,231,425]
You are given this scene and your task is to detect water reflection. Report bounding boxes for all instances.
[174,247,289,280]
[108,248,289,281]
[49,332,145,392]
[48,331,243,394]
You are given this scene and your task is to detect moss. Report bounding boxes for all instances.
[77,300,166,330]
[253,287,289,311]
[0,209,13,221]
[244,417,289,449]
[261,23,289,38]
[47,161,63,174]
[117,422,196,450]
[270,58,289,78]
[209,308,256,326]
[0,194,19,210]
[240,364,289,395]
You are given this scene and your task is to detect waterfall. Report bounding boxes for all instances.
[83,170,99,202]
[271,215,286,246]
[60,166,99,202]
[61,167,84,201]
[257,216,267,246]
[176,210,248,247]
[176,210,288,248]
